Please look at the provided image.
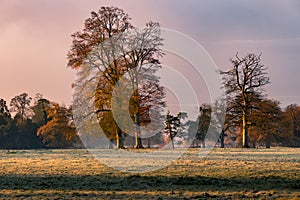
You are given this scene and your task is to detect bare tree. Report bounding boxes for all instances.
[10,93,33,123]
[220,53,270,148]
[120,22,165,148]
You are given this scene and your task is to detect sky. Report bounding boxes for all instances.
[0,0,300,109]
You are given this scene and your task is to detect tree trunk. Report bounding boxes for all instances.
[265,140,270,149]
[202,140,206,148]
[171,135,174,150]
[135,112,143,148]
[137,137,143,148]
[118,129,124,148]
[116,131,120,149]
[192,139,199,148]
[242,113,250,148]
[147,138,151,148]
[134,132,143,148]
[132,136,135,148]
[196,139,199,148]
[120,137,124,149]
[220,138,225,148]
[220,131,225,148]
[192,140,195,148]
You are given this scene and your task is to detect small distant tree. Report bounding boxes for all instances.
[285,104,300,138]
[10,93,33,124]
[212,98,243,148]
[220,53,270,148]
[213,99,228,148]
[197,104,211,148]
[164,111,187,149]
[283,104,300,146]
[0,99,13,149]
[184,120,199,148]
[0,99,11,126]
[32,95,51,127]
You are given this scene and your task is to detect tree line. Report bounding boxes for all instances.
[0,93,82,149]
[1,6,300,149]
[0,90,299,149]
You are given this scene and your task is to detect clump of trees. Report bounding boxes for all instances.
[68,6,166,149]
[0,93,82,149]
[216,53,299,148]
[177,53,300,149]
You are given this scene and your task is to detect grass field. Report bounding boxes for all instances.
[0,148,299,199]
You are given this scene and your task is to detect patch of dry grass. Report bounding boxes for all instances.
[0,148,299,199]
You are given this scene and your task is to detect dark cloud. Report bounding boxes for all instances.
[156,0,300,40]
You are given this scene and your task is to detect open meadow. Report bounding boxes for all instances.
[0,148,299,199]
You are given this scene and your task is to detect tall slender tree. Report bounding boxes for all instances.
[164,112,187,149]
[197,104,211,148]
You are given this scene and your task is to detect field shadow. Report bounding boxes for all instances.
[0,174,298,192]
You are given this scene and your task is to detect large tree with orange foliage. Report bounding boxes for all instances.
[68,6,165,148]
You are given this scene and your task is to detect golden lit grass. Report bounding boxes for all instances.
[0,148,299,199]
